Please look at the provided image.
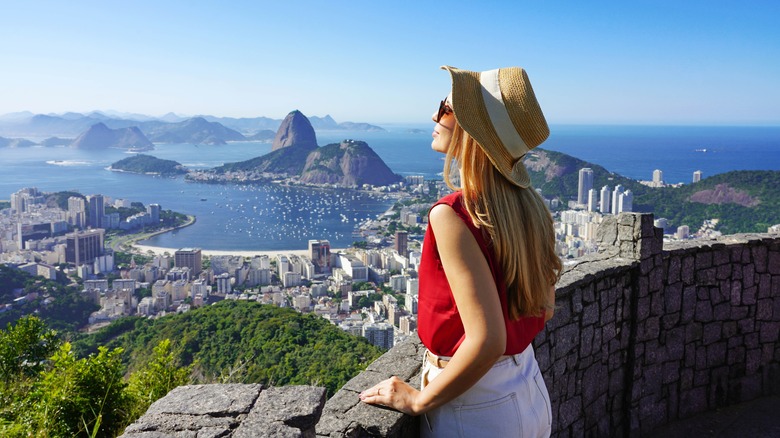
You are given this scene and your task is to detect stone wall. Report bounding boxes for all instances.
[121,213,780,437]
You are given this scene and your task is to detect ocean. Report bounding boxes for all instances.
[1,124,779,250]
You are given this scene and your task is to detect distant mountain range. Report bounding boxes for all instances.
[0,111,386,141]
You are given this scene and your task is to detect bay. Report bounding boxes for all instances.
[1,124,779,251]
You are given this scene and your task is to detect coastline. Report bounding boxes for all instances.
[132,243,313,258]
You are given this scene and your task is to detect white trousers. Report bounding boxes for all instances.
[420,344,552,438]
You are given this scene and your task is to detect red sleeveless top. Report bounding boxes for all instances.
[417,191,545,357]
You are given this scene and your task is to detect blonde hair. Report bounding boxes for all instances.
[444,123,561,319]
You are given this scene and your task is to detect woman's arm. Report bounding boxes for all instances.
[360,203,506,415]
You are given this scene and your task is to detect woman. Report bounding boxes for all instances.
[360,66,561,437]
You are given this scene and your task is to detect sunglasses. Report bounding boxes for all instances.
[436,98,453,123]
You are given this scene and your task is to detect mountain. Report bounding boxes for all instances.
[300,140,401,186]
[201,115,281,134]
[214,111,402,186]
[309,115,385,132]
[272,110,318,151]
[308,115,339,130]
[110,154,187,175]
[245,129,276,142]
[337,121,386,132]
[40,137,73,147]
[140,117,246,145]
[0,137,36,148]
[70,123,154,150]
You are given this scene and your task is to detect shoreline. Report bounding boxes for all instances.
[132,243,314,258]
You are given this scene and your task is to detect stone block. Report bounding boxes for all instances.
[668,256,681,283]
[695,251,713,270]
[246,386,326,431]
[722,321,738,338]
[637,296,650,320]
[759,321,779,343]
[716,263,731,280]
[758,274,771,298]
[596,215,618,247]
[732,263,744,280]
[713,248,730,266]
[666,330,685,361]
[341,370,388,394]
[580,325,594,357]
[727,345,745,366]
[743,264,756,286]
[752,246,768,273]
[743,286,757,305]
[707,342,727,367]
[681,287,697,322]
[582,303,599,326]
[744,332,759,349]
[554,323,581,358]
[702,322,722,345]
[730,246,743,263]
[121,413,235,436]
[680,368,693,390]
[682,257,695,285]
[557,395,582,429]
[730,281,743,305]
[664,282,683,313]
[695,301,713,322]
[757,298,773,320]
[696,268,717,286]
[713,302,730,321]
[145,384,262,417]
[731,305,749,321]
[769,250,780,275]
[685,323,703,343]
[638,317,660,342]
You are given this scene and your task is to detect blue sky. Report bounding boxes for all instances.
[1,1,778,125]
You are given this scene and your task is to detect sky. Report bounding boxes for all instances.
[1,1,779,125]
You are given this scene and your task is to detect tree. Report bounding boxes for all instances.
[0,316,60,382]
[127,339,192,419]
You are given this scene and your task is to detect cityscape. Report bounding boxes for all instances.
[4,163,769,352]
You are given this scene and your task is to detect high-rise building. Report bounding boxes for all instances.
[68,197,87,228]
[147,204,161,224]
[578,168,594,205]
[693,170,702,183]
[87,194,105,228]
[618,190,633,213]
[599,186,611,214]
[652,169,664,187]
[676,225,690,239]
[362,322,394,349]
[395,231,408,257]
[612,184,625,215]
[308,239,331,274]
[174,248,202,276]
[587,189,598,212]
[65,229,105,266]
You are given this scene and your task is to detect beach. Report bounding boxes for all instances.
[132,243,330,258]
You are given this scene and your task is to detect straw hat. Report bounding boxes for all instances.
[441,65,549,188]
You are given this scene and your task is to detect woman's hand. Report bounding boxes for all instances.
[359,376,421,416]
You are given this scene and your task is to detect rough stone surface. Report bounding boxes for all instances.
[272,110,318,151]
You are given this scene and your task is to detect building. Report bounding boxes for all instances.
[68,196,87,228]
[308,239,331,274]
[599,186,611,214]
[693,170,702,183]
[65,229,105,266]
[652,169,664,187]
[578,168,594,205]
[87,194,105,228]
[174,248,202,276]
[147,204,161,224]
[587,189,598,212]
[618,190,633,213]
[676,225,690,240]
[395,231,408,257]
[362,322,394,350]
[611,184,625,215]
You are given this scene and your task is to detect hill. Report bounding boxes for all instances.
[70,123,154,150]
[0,136,36,148]
[301,140,402,186]
[110,154,188,175]
[140,117,246,145]
[525,148,780,233]
[74,301,383,396]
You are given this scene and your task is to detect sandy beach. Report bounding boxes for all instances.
[132,243,338,258]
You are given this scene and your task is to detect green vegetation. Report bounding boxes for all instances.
[74,301,383,397]
[0,265,98,332]
[0,201,9,210]
[49,191,85,210]
[110,154,187,176]
[215,146,312,175]
[0,316,189,437]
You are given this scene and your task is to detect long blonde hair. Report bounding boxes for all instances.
[444,123,561,319]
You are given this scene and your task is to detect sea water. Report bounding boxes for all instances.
[1,124,778,250]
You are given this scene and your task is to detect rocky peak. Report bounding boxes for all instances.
[272,110,318,152]
[70,122,153,150]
